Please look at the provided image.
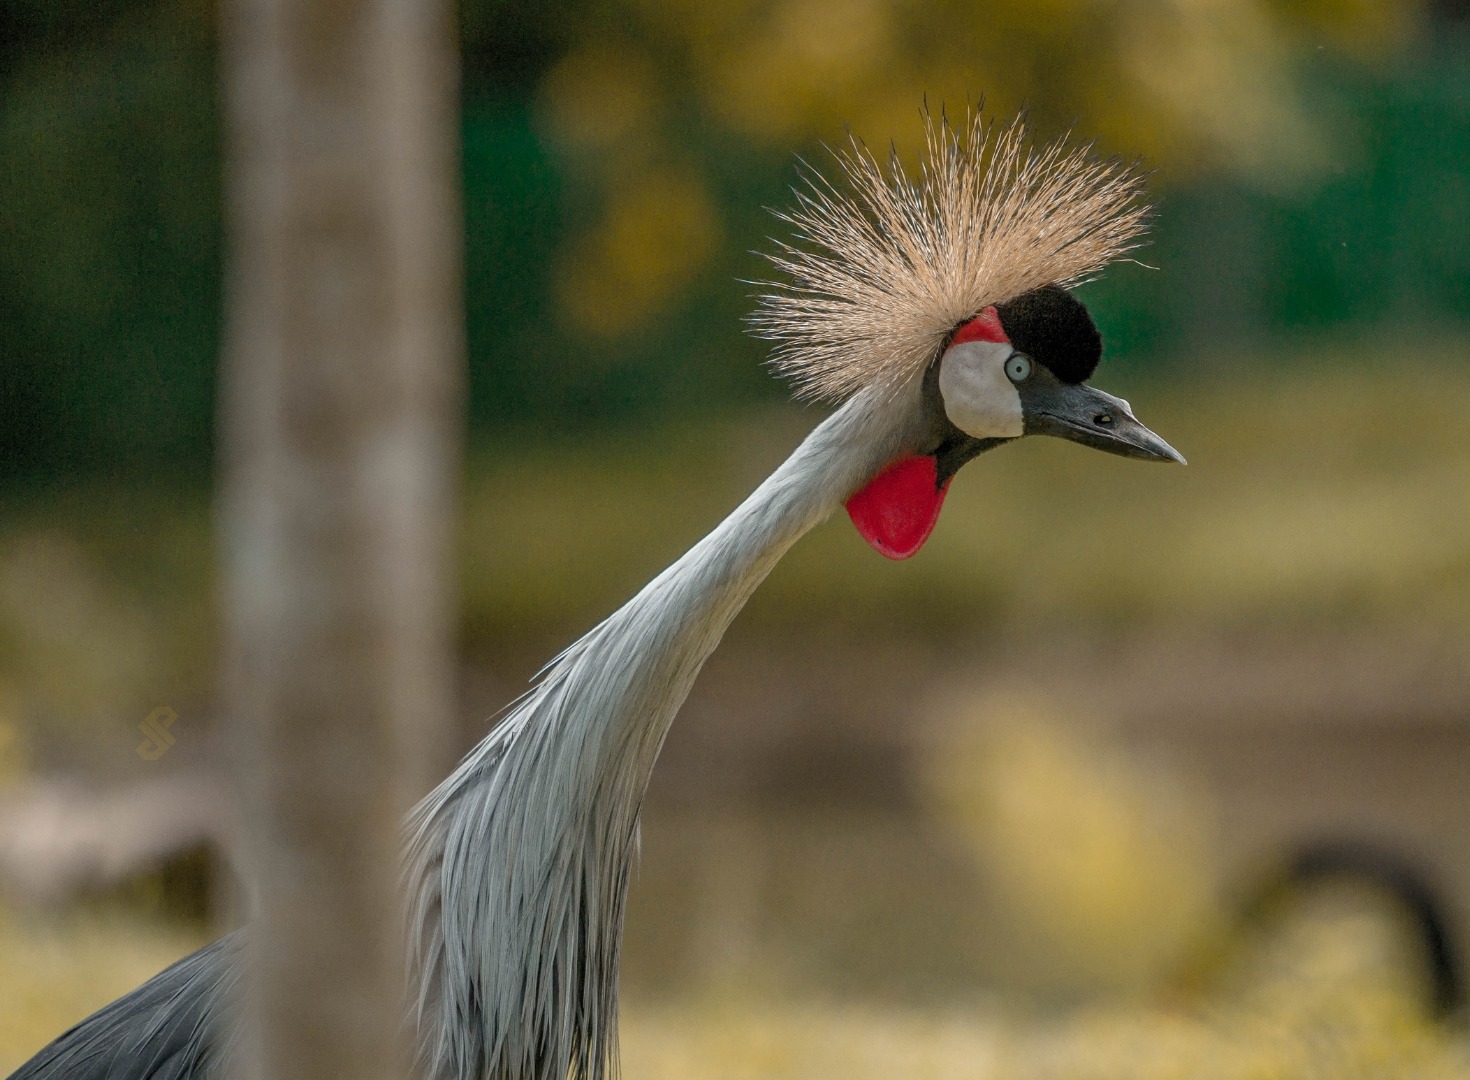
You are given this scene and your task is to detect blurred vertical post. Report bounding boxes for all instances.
[217,0,461,1077]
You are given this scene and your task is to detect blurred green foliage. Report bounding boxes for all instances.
[0,0,219,485]
[2,0,1469,489]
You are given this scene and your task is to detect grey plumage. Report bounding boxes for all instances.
[8,383,924,1080]
[401,385,919,1079]
[7,935,238,1080]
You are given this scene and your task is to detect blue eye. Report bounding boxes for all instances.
[1005,354,1032,383]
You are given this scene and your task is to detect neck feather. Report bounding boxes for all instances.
[403,382,923,1080]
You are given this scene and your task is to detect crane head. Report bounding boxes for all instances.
[845,284,1183,560]
[934,284,1182,470]
[751,108,1179,559]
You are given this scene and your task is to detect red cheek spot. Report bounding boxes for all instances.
[949,306,1009,346]
[845,455,951,560]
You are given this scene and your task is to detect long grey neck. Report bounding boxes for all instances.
[403,382,923,1080]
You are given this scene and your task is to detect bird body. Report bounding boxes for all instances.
[8,382,929,1080]
[10,110,1178,1080]
[403,380,925,1080]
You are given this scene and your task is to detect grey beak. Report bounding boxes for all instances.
[1023,382,1186,464]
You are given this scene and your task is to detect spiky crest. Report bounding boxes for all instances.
[750,108,1151,402]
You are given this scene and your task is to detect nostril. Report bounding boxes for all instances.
[1094,413,1113,426]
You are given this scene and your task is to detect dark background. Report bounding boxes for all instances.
[4,0,1470,487]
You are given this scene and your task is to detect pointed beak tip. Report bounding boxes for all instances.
[1133,423,1185,465]
[1142,439,1186,465]
[1115,421,1185,465]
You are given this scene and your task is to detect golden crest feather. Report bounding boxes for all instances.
[750,109,1152,402]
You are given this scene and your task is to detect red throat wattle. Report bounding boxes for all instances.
[843,308,1000,559]
[845,455,951,560]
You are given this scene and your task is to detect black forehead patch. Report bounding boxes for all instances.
[993,284,1101,384]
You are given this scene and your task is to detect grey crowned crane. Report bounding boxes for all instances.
[10,111,1181,1080]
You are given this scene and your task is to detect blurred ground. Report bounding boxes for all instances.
[3,875,1466,1076]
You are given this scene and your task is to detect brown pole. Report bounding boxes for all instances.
[217,0,461,1077]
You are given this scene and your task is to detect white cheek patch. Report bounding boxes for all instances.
[938,340,1025,439]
